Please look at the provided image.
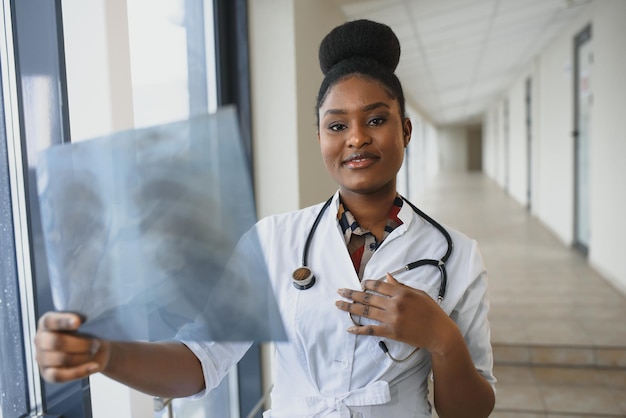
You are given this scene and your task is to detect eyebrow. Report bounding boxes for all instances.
[323,101,390,117]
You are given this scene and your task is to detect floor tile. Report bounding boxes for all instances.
[596,348,626,368]
[531,366,605,387]
[541,386,624,415]
[493,384,545,411]
[493,365,535,384]
[531,346,595,367]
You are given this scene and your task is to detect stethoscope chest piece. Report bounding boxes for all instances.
[293,266,316,290]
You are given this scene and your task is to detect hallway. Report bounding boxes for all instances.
[418,173,626,417]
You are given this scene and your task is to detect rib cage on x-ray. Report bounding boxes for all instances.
[37,107,285,342]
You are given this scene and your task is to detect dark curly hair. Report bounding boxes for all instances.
[316,19,406,125]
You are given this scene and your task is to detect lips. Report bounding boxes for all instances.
[342,152,378,169]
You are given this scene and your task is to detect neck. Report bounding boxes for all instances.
[339,188,398,241]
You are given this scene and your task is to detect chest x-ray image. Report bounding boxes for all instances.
[37,106,285,342]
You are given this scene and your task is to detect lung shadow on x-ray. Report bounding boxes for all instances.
[128,168,236,338]
[40,168,116,319]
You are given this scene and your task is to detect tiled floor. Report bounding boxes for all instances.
[417,173,626,417]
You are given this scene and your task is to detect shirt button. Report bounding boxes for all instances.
[340,359,349,368]
[369,242,377,250]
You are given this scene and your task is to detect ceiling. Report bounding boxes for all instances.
[335,0,590,126]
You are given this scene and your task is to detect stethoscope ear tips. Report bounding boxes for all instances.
[292,266,316,290]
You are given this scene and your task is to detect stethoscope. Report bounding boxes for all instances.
[291,195,453,362]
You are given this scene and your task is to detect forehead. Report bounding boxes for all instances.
[321,75,398,112]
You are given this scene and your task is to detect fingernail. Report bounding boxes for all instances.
[65,317,78,328]
[87,363,99,373]
[347,327,357,333]
[90,340,101,355]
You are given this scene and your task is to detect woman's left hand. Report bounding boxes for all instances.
[335,273,455,352]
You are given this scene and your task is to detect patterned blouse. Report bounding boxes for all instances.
[337,195,404,280]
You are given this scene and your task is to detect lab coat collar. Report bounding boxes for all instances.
[329,191,419,232]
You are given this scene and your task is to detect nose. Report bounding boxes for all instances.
[347,125,372,148]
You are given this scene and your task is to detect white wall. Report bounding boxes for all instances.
[249,0,343,219]
[482,0,626,292]
[588,0,626,293]
[506,79,528,205]
[535,21,577,244]
[248,0,300,218]
[437,126,468,172]
[403,106,439,200]
[483,101,507,188]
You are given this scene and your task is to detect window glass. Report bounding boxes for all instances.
[0,84,29,418]
[127,0,190,127]
[62,1,235,417]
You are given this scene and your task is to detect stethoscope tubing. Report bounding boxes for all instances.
[295,194,454,364]
[299,195,453,300]
[301,196,333,268]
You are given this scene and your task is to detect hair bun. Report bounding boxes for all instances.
[318,19,401,75]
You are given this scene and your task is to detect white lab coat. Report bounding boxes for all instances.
[178,192,495,417]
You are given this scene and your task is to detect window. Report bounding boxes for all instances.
[0,0,260,416]
[0,76,29,418]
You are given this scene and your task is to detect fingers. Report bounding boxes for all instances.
[36,337,104,383]
[36,349,97,369]
[35,311,104,383]
[38,311,84,332]
[337,287,386,307]
[335,299,384,322]
[360,274,404,296]
[384,272,400,285]
[346,324,387,337]
[35,329,100,354]
[335,276,399,322]
[35,332,103,383]
[39,362,101,383]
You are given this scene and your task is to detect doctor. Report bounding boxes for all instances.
[35,19,495,417]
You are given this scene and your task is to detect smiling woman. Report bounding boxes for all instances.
[33,18,496,418]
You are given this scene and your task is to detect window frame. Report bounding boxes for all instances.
[1,0,262,416]
[212,1,263,416]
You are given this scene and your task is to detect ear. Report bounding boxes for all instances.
[402,118,412,147]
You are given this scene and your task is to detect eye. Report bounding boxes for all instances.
[328,122,347,132]
[368,117,386,126]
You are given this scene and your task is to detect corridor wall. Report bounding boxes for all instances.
[483,0,626,293]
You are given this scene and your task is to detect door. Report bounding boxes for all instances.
[526,77,532,210]
[503,99,510,192]
[573,25,592,254]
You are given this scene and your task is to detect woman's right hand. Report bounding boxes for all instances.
[34,311,110,383]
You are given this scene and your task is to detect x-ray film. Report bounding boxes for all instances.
[36,107,286,342]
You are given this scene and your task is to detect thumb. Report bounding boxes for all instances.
[38,311,85,332]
